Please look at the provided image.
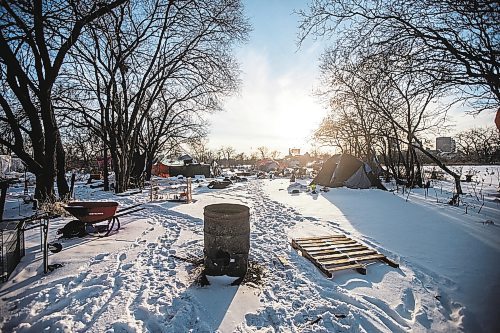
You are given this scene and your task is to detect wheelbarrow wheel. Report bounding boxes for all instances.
[48,242,63,253]
[57,220,86,238]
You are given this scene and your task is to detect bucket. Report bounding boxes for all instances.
[203,203,250,277]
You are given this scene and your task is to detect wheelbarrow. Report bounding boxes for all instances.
[62,201,144,237]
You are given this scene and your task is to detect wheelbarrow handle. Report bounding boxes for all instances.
[114,207,146,218]
[116,203,143,214]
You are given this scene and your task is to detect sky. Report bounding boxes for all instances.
[206,0,495,157]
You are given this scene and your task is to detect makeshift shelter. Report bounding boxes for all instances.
[256,159,280,172]
[178,154,194,165]
[168,164,210,178]
[152,161,210,178]
[152,162,169,177]
[312,154,386,190]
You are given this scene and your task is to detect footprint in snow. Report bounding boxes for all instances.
[121,263,134,271]
[395,288,416,320]
[94,253,109,261]
[118,253,127,261]
[110,321,137,333]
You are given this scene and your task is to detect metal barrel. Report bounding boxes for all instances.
[203,203,250,277]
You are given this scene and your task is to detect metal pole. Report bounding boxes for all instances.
[42,217,49,274]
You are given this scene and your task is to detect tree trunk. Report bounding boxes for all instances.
[145,155,153,181]
[56,136,69,199]
[103,141,109,191]
[34,169,56,202]
[412,144,462,196]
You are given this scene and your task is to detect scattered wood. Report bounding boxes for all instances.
[276,255,290,267]
[171,255,203,265]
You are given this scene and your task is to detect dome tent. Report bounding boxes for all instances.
[312,154,386,190]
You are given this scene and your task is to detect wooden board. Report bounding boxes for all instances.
[307,243,365,254]
[294,235,346,241]
[299,240,356,250]
[314,247,370,259]
[291,235,399,278]
[321,254,385,266]
[295,236,347,244]
[276,255,290,267]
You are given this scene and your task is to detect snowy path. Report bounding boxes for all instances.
[1,178,497,332]
[236,180,456,332]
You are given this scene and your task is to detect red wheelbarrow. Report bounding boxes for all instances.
[62,201,144,237]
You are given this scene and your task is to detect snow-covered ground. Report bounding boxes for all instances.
[1,168,499,332]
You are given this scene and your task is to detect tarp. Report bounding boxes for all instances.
[329,154,363,187]
[178,154,194,164]
[0,155,11,174]
[169,164,210,178]
[344,164,372,189]
[256,159,280,172]
[152,162,210,178]
[152,162,169,177]
[312,154,341,186]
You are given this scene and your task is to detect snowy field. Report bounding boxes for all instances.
[0,167,499,333]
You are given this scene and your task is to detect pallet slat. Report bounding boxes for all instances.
[291,239,333,277]
[313,246,368,259]
[328,263,364,272]
[300,240,356,250]
[307,243,366,254]
[296,237,347,245]
[294,235,345,241]
[323,254,385,266]
[331,243,367,250]
[317,250,377,263]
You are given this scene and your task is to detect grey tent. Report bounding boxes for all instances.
[312,154,386,190]
[178,154,194,165]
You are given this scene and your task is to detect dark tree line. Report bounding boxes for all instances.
[455,127,500,164]
[0,0,249,200]
[0,0,126,200]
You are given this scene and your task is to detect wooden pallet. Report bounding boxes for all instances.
[291,235,399,278]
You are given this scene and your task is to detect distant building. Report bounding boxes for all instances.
[436,137,456,153]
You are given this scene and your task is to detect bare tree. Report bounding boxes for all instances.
[139,91,209,181]
[298,0,499,112]
[256,146,269,159]
[0,0,126,200]
[456,127,500,163]
[60,0,249,192]
[220,146,236,165]
[61,124,100,172]
[314,44,463,194]
[189,138,215,164]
